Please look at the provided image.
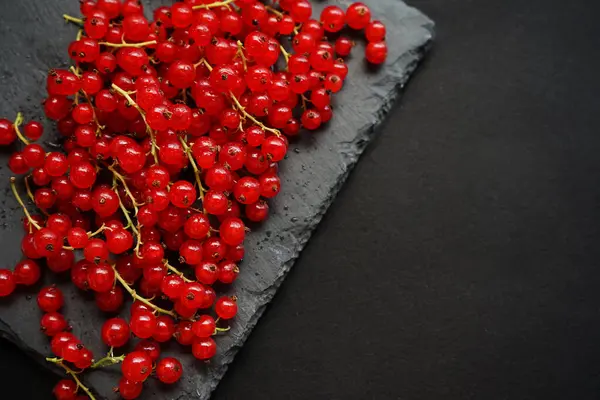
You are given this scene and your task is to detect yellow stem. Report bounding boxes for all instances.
[265,5,284,17]
[63,14,84,26]
[109,165,143,211]
[13,113,30,145]
[280,45,291,62]
[10,177,41,230]
[179,137,206,201]
[88,224,108,238]
[113,267,177,317]
[91,351,125,369]
[99,40,157,48]
[165,261,193,283]
[70,66,104,132]
[200,58,213,72]
[236,41,248,71]
[46,357,96,400]
[192,0,235,10]
[229,92,281,137]
[111,83,158,164]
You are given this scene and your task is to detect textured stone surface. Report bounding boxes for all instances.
[0,0,433,399]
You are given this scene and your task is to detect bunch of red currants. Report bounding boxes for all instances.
[0,0,387,399]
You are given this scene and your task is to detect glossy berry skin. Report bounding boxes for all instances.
[122,350,153,383]
[40,312,69,336]
[0,118,16,145]
[0,269,16,297]
[192,337,216,360]
[53,379,78,400]
[135,339,161,361]
[118,378,143,400]
[14,259,41,286]
[365,41,388,65]
[170,180,197,208]
[321,6,346,32]
[346,2,372,29]
[130,309,157,339]
[215,296,238,319]
[87,262,115,293]
[192,315,216,338]
[220,217,246,246]
[101,318,130,347]
[156,357,183,384]
[37,285,64,312]
[366,20,387,42]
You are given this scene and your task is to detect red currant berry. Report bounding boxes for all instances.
[215,296,238,319]
[122,350,153,383]
[130,309,157,339]
[156,357,183,384]
[14,259,41,286]
[0,269,16,297]
[192,337,216,360]
[37,285,64,312]
[365,41,388,65]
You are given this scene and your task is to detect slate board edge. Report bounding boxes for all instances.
[201,36,435,400]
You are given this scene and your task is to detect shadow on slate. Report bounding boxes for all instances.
[0,0,432,399]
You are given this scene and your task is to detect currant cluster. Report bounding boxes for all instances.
[0,0,387,399]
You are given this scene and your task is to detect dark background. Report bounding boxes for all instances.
[4,0,600,398]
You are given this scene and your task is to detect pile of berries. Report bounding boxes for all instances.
[0,0,387,399]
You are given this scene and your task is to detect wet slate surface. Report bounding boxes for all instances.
[0,0,433,399]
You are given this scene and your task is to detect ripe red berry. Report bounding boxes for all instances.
[40,312,69,336]
[0,269,16,297]
[14,259,41,286]
[130,309,157,339]
[101,318,130,348]
[122,350,153,383]
[117,378,143,400]
[53,379,78,400]
[365,41,388,65]
[192,314,216,338]
[156,357,183,384]
[366,20,387,42]
[192,337,216,360]
[37,285,64,312]
[346,2,372,30]
[215,296,238,320]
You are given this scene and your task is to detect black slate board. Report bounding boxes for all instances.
[0,1,433,399]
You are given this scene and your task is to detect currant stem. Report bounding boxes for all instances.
[13,113,30,145]
[280,45,291,66]
[265,5,284,18]
[91,351,125,369]
[109,165,143,210]
[113,182,140,238]
[88,224,108,238]
[200,58,213,72]
[63,14,84,26]
[192,0,235,10]
[10,177,41,230]
[70,66,104,132]
[178,137,207,203]
[165,261,193,283]
[113,266,177,317]
[229,92,282,137]
[99,40,157,48]
[236,41,248,71]
[111,83,159,164]
[46,357,96,400]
